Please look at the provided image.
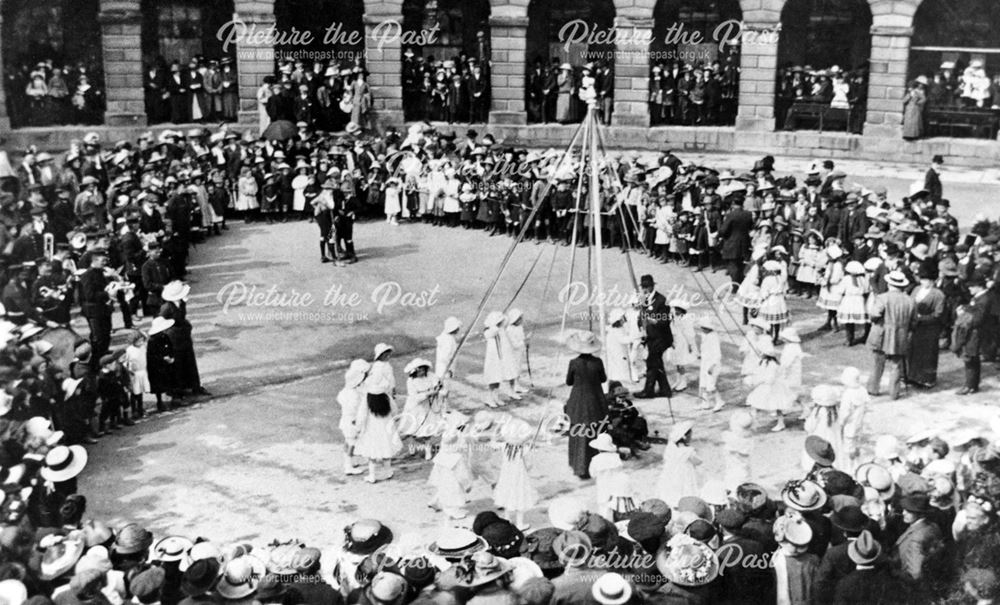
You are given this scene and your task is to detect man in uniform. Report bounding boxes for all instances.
[79,248,113,370]
[635,274,673,399]
[2,262,42,325]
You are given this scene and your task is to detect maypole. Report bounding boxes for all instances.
[587,106,608,369]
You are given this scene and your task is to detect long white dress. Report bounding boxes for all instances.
[435,331,458,380]
[699,330,721,393]
[779,342,804,401]
[291,174,310,212]
[493,445,538,512]
[355,361,402,460]
[400,375,441,439]
[606,323,635,383]
[336,384,364,445]
[429,429,472,510]
[667,313,698,367]
[124,344,150,395]
[656,443,700,507]
[384,179,402,216]
[589,451,626,510]
[721,428,752,489]
[506,323,526,377]
[483,325,518,385]
[746,359,795,412]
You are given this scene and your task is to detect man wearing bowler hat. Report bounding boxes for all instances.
[635,274,673,399]
[79,247,114,370]
[924,155,943,204]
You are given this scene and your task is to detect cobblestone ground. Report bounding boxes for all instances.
[80,154,1000,547]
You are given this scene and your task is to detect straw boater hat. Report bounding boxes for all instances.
[41,445,88,482]
[854,463,896,501]
[565,330,601,355]
[161,280,191,302]
[152,536,194,562]
[149,317,174,336]
[781,479,827,512]
[404,358,432,375]
[216,555,266,600]
[588,433,618,453]
[591,572,633,605]
[428,528,488,561]
[885,270,909,289]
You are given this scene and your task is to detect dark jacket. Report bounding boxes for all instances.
[718,207,753,260]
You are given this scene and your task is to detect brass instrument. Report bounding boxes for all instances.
[43,233,54,261]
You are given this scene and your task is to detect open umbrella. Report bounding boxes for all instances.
[262,120,297,142]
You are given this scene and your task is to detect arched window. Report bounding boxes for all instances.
[2,0,104,127]
[908,0,1000,139]
[649,0,741,126]
[775,0,871,133]
[401,0,491,123]
[140,0,237,124]
[525,0,615,125]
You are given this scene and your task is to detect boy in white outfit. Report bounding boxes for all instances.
[697,316,724,412]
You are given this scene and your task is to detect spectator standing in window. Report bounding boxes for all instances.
[902,77,927,141]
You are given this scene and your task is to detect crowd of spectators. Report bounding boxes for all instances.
[5,61,104,127]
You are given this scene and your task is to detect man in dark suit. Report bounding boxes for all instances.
[140,242,172,317]
[715,508,775,605]
[831,531,901,605]
[718,197,753,293]
[953,276,988,394]
[634,274,672,399]
[891,493,944,597]
[78,248,113,370]
[924,155,943,204]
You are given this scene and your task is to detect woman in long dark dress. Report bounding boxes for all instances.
[565,330,608,479]
[146,316,175,412]
[160,297,207,398]
[907,262,946,388]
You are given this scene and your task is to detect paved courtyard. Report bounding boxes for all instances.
[79,154,1000,546]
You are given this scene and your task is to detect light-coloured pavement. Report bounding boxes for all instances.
[79,157,1000,546]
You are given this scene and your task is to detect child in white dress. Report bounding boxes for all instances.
[236,166,259,215]
[337,359,369,476]
[734,256,764,326]
[383,176,402,224]
[606,308,637,385]
[399,358,441,460]
[757,259,788,344]
[435,316,461,398]
[483,311,519,407]
[356,343,403,483]
[779,328,804,406]
[123,331,150,419]
[803,384,843,470]
[587,433,625,521]
[493,418,538,530]
[506,309,529,394]
[722,410,754,490]
[746,340,794,432]
[837,261,871,346]
[839,366,870,471]
[817,243,846,331]
[656,421,700,507]
[429,419,473,520]
[667,299,698,392]
[698,316,724,412]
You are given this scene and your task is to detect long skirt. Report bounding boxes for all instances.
[907,321,942,386]
[568,426,598,478]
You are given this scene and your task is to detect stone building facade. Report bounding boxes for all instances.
[1,0,998,166]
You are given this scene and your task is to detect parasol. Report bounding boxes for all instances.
[262,120,297,142]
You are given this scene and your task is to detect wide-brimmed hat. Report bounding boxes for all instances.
[216,555,266,600]
[373,343,394,359]
[899,493,932,515]
[591,572,633,605]
[656,535,719,587]
[484,311,505,328]
[149,317,174,336]
[830,505,867,534]
[805,435,836,466]
[404,358,432,375]
[162,281,191,302]
[847,530,881,565]
[180,540,225,572]
[825,244,844,259]
[773,512,813,546]
[565,330,601,354]
[152,535,194,562]
[809,384,839,408]
[364,571,407,604]
[668,421,694,445]
[345,359,371,388]
[181,558,222,597]
[112,523,153,555]
[41,445,88,482]
[39,536,86,580]
[696,316,717,331]
[588,433,618,453]
[845,260,865,275]
[428,528,488,561]
[453,551,514,588]
[443,316,462,333]
[74,545,113,576]
[522,528,564,571]
[781,480,827,512]
[345,519,394,555]
[885,270,909,289]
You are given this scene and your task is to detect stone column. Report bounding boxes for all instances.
[864,25,912,138]
[364,14,404,129]
[99,0,147,126]
[488,15,528,125]
[734,22,780,132]
[233,1,276,128]
[0,13,10,131]
[610,17,652,128]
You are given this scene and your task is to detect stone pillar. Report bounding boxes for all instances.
[364,14,405,129]
[610,17,651,128]
[488,15,528,125]
[99,0,147,126]
[0,13,10,131]
[233,1,276,129]
[734,22,780,132]
[864,25,912,138]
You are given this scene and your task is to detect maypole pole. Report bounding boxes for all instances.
[588,105,608,369]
